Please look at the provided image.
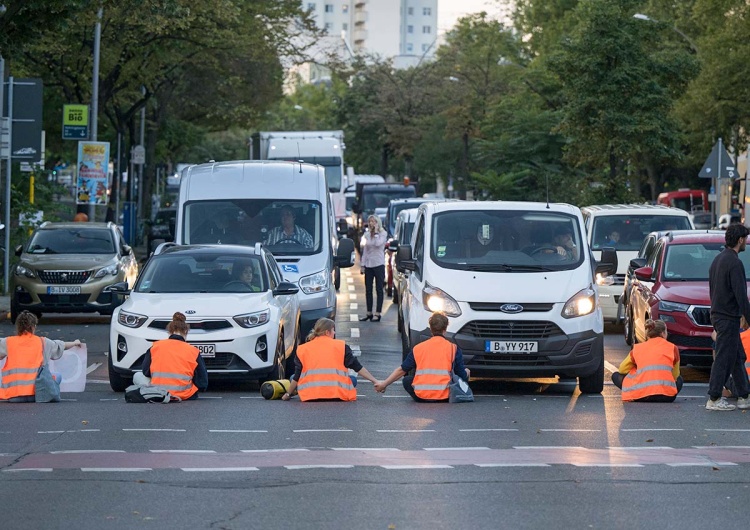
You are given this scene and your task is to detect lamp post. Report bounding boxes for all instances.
[89,6,102,221]
[633,13,698,54]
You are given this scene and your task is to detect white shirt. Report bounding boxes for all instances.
[360,230,387,268]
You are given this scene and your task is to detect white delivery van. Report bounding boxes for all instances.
[175,161,355,338]
[580,204,693,324]
[396,201,617,393]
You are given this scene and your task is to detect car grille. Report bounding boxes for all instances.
[688,306,711,327]
[669,334,713,348]
[470,354,550,367]
[38,294,90,306]
[468,303,554,312]
[457,320,564,339]
[148,319,233,331]
[38,270,92,284]
[202,352,237,369]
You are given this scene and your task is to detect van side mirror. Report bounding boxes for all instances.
[104,281,131,295]
[15,244,23,257]
[388,239,399,252]
[634,266,654,282]
[335,237,355,268]
[396,244,416,272]
[629,257,647,271]
[595,248,617,276]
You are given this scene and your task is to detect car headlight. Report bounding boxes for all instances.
[595,273,614,286]
[422,283,461,317]
[14,265,35,278]
[299,270,328,294]
[234,309,271,328]
[658,300,690,312]
[94,264,119,278]
[117,310,148,328]
[562,286,596,318]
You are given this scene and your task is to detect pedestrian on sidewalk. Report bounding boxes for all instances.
[359,215,387,322]
[0,311,81,402]
[282,318,380,401]
[375,311,470,402]
[612,319,683,402]
[707,223,750,411]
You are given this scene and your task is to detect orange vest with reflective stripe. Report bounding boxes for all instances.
[740,329,750,380]
[0,334,44,400]
[296,336,356,402]
[150,339,199,400]
[412,336,455,401]
[621,337,678,401]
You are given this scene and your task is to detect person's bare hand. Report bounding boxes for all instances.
[374,382,387,393]
[281,392,291,401]
[465,368,471,379]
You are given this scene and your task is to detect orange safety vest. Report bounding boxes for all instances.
[412,336,456,401]
[0,334,44,400]
[741,329,750,381]
[621,337,678,401]
[150,339,199,400]
[296,336,356,402]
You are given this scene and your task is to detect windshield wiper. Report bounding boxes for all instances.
[464,264,554,272]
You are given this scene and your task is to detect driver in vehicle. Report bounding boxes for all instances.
[264,205,314,248]
[553,225,579,260]
[235,264,262,292]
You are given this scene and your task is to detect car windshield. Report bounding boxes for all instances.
[591,215,692,251]
[431,210,583,271]
[362,189,416,215]
[183,199,322,256]
[27,228,115,254]
[663,243,750,281]
[136,254,266,293]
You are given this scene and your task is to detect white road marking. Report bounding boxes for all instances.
[379,395,412,398]
[347,277,354,283]
[348,285,355,291]
[122,429,186,432]
[381,465,453,470]
[2,468,52,472]
[330,447,400,451]
[539,429,601,432]
[667,462,738,467]
[50,450,123,454]
[197,396,223,399]
[209,430,268,433]
[99,398,120,401]
[293,429,353,433]
[351,328,360,338]
[423,447,491,451]
[86,362,102,374]
[608,446,674,450]
[350,314,359,322]
[38,431,65,434]
[60,399,77,402]
[459,429,519,432]
[82,468,152,472]
[476,463,550,468]
[87,379,110,384]
[349,294,357,300]
[285,465,355,469]
[705,429,750,432]
[182,467,259,472]
[604,360,619,373]
[149,450,217,454]
[512,446,588,450]
[622,429,683,432]
[80,429,100,432]
[239,396,264,399]
[377,429,436,433]
[572,463,644,467]
[693,446,750,449]
[350,303,358,310]
[241,449,310,453]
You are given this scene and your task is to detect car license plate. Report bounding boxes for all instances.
[485,340,538,353]
[193,344,216,358]
[47,286,81,295]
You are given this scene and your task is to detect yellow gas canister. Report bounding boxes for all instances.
[260,379,291,400]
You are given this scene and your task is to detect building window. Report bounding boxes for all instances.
[408,7,414,15]
[407,25,413,33]
[422,43,429,52]
[342,22,348,30]
[325,22,333,31]
[325,3,333,12]
[422,25,431,34]
[423,7,432,16]
[308,2,316,10]
[406,43,413,52]
[342,4,348,13]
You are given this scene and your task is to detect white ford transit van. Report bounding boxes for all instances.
[396,201,617,393]
[175,161,355,338]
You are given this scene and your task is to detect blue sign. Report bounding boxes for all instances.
[281,264,299,273]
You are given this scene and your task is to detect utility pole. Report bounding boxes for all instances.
[89,6,102,221]
[137,86,145,242]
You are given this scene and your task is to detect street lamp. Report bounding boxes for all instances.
[633,13,698,54]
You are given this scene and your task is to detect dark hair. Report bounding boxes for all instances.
[16,310,38,335]
[725,223,749,248]
[644,319,667,339]
[166,312,190,336]
[428,311,449,335]
[555,225,572,236]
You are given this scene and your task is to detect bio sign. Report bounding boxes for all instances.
[63,104,89,140]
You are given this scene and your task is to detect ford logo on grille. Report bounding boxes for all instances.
[184,310,196,314]
[500,304,523,314]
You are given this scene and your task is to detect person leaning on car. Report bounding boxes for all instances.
[134,312,208,401]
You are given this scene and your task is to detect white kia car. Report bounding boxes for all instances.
[108,244,300,391]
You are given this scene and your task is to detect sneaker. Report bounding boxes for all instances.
[706,397,736,411]
[737,397,750,410]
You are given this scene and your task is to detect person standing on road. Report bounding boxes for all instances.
[0,311,81,402]
[135,312,208,401]
[375,311,470,402]
[707,223,750,411]
[281,318,381,401]
[359,215,387,322]
[612,319,683,402]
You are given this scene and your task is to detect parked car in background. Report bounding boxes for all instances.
[108,244,300,391]
[624,230,734,366]
[11,222,138,322]
[386,208,419,305]
[147,207,176,254]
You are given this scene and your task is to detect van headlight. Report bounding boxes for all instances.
[595,273,614,286]
[300,270,328,294]
[234,309,270,328]
[117,310,148,328]
[562,286,596,318]
[422,283,461,317]
[94,264,119,278]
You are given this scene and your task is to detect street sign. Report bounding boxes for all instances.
[62,104,89,140]
[3,78,43,159]
[132,145,145,165]
[0,117,8,158]
[699,138,737,179]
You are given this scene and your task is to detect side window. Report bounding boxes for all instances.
[639,236,654,259]
[413,218,425,278]
[646,241,664,278]
[265,255,281,289]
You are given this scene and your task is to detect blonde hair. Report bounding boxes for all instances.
[16,310,38,335]
[645,319,667,339]
[306,318,335,342]
[167,312,190,336]
[428,311,449,335]
[367,215,385,235]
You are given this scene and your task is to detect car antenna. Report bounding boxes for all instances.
[545,173,550,209]
[297,143,303,173]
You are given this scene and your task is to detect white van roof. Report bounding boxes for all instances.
[421,201,582,215]
[581,204,690,216]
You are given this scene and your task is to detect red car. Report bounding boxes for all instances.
[625,231,750,366]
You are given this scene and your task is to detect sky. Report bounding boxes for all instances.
[438,0,510,34]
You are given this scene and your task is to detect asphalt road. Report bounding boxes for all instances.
[0,268,747,530]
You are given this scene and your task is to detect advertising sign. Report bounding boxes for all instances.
[2,78,43,159]
[76,141,110,205]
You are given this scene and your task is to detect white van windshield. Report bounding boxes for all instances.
[430,211,583,271]
[591,215,691,251]
[183,199,322,256]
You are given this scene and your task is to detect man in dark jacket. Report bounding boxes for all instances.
[708,223,750,411]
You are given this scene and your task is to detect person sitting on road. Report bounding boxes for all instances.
[612,319,683,402]
[134,312,208,401]
[264,205,314,248]
[0,311,81,402]
[282,318,381,402]
[375,311,470,402]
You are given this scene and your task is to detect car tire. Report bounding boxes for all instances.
[397,306,404,333]
[108,353,131,392]
[392,286,399,305]
[578,357,604,394]
[401,325,411,361]
[334,266,341,291]
[624,306,634,346]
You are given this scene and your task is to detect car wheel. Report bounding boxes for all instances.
[578,357,604,394]
[397,306,404,333]
[401,325,411,361]
[624,306,634,346]
[108,353,131,392]
[334,266,341,291]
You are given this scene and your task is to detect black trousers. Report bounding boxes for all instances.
[402,375,448,403]
[612,372,683,402]
[364,265,385,313]
[709,317,749,400]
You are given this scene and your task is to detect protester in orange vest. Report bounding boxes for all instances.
[612,319,683,402]
[375,311,470,402]
[0,311,81,402]
[282,318,380,401]
[133,312,208,400]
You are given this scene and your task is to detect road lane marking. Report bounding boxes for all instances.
[349,294,357,300]
[350,303,358,310]
[241,449,310,453]
[2,468,52,472]
[149,450,216,454]
[423,447,491,451]
[182,467,259,472]
[459,429,518,432]
[38,431,65,434]
[87,379,110,384]
[347,277,353,283]
[330,448,400,451]
[122,429,186,432]
[604,360,619,373]
[99,398,120,401]
[705,429,750,432]
[381,465,453,469]
[667,462,738,467]
[608,446,674,450]
[285,465,354,469]
[572,463,644,467]
[348,285,355,291]
[476,463,550,468]
[539,429,601,432]
[82,468,152,472]
[693,446,750,449]
[351,328,360,338]
[376,430,436,433]
[197,396,223,399]
[350,314,359,322]
[50,450,124,454]
[512,446,587,450]
[210,430,267,433]
[239,396,264,399]
[293,429,353,433]
[86,362,102,374]
[622,429,683,432]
